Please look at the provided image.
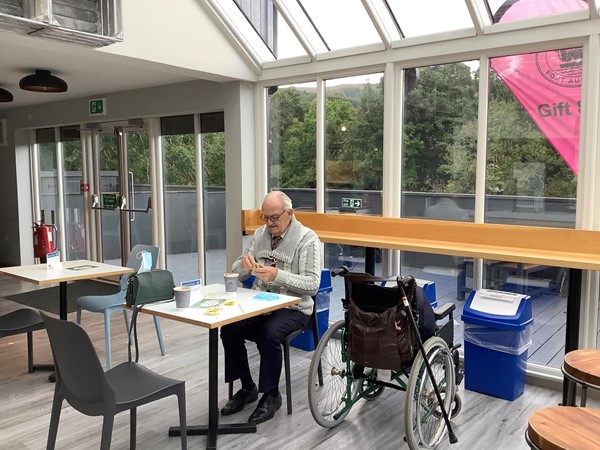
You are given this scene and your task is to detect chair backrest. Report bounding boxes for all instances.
[41,312,113,414]
[119,244,160,290]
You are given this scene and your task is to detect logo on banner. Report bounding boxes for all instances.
[536,49,582,88]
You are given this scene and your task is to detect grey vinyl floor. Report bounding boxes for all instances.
[0,273,592,450]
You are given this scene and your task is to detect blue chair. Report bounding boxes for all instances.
[76,245,166,369]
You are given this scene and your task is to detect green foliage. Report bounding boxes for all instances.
[163,134,196,186]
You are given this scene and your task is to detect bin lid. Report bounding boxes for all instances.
[461,289,533,330]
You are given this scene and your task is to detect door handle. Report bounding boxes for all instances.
[119,196,151,213]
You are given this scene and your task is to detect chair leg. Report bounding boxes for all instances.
[283,341,293,415]
[153,316,166,356]
[123,310,133,345]
[130,408,137,450]
[76,306,82,325]
[228,381,233,399]
[103,310,112,370]
[100,414,115,450]
[27,331,34,373]
[47,385,63,450]
[582,385,588,407]
[177,387,188,449]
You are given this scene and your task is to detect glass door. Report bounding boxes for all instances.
[92,121,150,265]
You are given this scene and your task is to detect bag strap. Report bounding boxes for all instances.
[127,306,142,363]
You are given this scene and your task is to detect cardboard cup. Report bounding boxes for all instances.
[224,273,239,293]
[174,286,192,308]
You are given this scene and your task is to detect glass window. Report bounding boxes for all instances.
[401,62,479,309]
[488,0,587,24]
[201,112,227,285]
[280,0,381,52]
[161,115,199,285]
[36,128,59,230]
[387,0,474,38]
[61,126,85,260]
[267,81,317,208]
[325,73,384,216]
[487,49,578,228]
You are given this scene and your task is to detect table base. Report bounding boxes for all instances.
[168,422,256,450]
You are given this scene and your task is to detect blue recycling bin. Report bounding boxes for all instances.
[416,279,438,308]
[461,289,533,401]
[291,269,332,351]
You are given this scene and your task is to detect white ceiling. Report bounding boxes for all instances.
[0,0,258,112]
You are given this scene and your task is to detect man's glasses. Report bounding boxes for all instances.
[260,209,288,223]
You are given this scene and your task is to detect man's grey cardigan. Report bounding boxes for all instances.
[232,215,322,315]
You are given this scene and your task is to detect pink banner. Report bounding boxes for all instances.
[490,0,586,174]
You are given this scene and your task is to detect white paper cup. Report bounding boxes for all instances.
[174,286,192,308]
[224,273,239,293]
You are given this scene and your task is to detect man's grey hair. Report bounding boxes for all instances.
[266,190,293,210]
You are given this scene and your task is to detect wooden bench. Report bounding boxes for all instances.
[242,210,600,270]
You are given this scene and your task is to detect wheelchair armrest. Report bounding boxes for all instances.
[434,302,456,321]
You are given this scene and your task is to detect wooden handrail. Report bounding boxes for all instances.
[241,209,600,271]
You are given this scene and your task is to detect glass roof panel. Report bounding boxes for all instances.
[487,0,588,23]
[388,0,474,38]
[274,12,308,59]
[217,0,277,62]
[280,0,382,52]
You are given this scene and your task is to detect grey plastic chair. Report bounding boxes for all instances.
[41,312,187,450]
[76,244,166,369]
[0,308,53,373]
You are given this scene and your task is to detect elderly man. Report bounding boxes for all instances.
[220,191,322,424]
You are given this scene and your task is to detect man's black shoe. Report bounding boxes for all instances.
[221,387,258,416]
[248,392,282,424]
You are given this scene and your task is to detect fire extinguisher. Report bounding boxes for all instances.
[33,221,57,259]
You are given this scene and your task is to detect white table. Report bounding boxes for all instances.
[0,260,133,320]
[136,283,301,450]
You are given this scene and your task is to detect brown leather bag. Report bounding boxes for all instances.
[348,300,417,370]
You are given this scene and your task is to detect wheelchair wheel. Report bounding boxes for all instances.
[450,392,462,418]
[357,368,385,401]
[405,337,456,450]
[308,320,356,428]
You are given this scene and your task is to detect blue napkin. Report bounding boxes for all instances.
[253,292,280,301]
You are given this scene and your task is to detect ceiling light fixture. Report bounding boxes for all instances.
[19,70,68,93]
[0,87,13,102]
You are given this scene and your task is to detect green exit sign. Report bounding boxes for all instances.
[89,97,106,116]
[342,198,362,208]
[102,193,119,209]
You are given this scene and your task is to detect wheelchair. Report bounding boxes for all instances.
[307,267,463,449]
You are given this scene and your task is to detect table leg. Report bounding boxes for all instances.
[562,268,582,406]
[59,281,68,321]
[168,328,256,449]
[47,281,69,382]
[365,247,375,275]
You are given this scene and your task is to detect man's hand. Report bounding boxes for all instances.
[253,265,277,283]
[240,255,257,271]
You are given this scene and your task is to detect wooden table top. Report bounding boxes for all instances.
[528,406,600,449]
[563,349,600,387]
[0,260,133,285]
